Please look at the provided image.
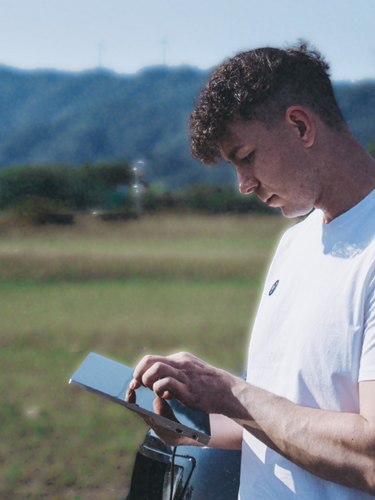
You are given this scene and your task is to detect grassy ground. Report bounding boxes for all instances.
[0,213,288,282]
[0,213,293,500]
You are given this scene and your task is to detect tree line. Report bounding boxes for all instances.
[0,160,280,223]
[0,161,133,211]
[5,136,375,222]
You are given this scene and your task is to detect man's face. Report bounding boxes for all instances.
[218,118,321,218]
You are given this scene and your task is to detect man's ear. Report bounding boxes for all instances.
[285,106,315,148]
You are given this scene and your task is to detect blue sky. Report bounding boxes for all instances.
[0,0,374,81]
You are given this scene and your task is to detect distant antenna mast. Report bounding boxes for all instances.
[162,38,167,66]
[98,42,103,68]
[368,46,375,79]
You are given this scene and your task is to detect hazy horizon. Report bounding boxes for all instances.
[0,59,373,84]
[1,0,375,82]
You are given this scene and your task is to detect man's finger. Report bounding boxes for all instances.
[141,362,183,390]
[133,355,168,384]
[153,396,179,422]
[153,376,185,401]
[128,378,142,391]
[133,354,184,386]
[125,387,137,404]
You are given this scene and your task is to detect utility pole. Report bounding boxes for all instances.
[98,42,103,68]
[162,38,167,66]
[133,161,145,216]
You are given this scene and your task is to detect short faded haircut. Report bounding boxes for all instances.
[189,42,345,165]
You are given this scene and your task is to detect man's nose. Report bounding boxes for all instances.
[237,171,258,195]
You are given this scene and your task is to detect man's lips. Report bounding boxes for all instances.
[257,193,278,206]
[258,194,272,204]
[266,195,278,206]
[256,192,270,204]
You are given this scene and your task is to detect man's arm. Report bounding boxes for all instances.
[131,352,375,495]
[231,378,375,494]
[209,414,243,449]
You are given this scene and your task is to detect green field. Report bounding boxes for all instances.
[0,214,293,500]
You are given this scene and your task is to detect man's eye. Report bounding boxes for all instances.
[242,151,254,163]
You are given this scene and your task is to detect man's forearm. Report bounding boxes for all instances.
[228,379,375,495]
[208,414,243,450]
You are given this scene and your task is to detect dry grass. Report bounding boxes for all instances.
[0,213,291,282]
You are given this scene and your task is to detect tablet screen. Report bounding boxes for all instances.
[69,352,211,444]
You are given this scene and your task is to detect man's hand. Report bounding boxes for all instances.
[127,351,246,449]
[129,352,238,415]
[150,396,197,446]
[125,379,205,447]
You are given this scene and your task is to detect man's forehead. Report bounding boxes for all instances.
[219,119,257,143]
[218,117,283,160]
[217,120,257,161]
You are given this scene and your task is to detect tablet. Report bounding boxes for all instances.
[69,352,211,445]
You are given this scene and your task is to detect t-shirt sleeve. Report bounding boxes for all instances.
[359,273,375,382]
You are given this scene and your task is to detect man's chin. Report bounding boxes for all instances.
[280,205,314,219]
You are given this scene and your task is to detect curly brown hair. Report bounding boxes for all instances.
[189,42,345,165]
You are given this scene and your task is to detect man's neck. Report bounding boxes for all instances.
[314,128,375,224]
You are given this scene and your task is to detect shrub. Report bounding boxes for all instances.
[11,196,65,225]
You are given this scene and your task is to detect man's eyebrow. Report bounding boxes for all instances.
[228,145,243,162]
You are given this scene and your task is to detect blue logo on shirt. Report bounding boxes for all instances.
[269,280,279,296]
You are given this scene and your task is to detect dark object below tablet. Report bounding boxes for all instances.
[124,374,245,500]
[124,429,242,500]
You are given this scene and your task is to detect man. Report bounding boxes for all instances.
[127,43,375,498]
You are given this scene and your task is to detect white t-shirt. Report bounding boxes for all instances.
[239,189,375,499]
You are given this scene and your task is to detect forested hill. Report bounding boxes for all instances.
[0,63,374,188]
